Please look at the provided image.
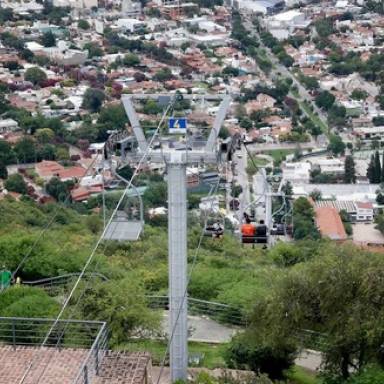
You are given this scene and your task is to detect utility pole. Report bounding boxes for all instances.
[122,94,230,382]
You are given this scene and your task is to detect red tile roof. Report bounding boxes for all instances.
[36,161,64,178]
[71,186,90,201]
[356,202,373,209]
[315,206,347,241]
[58,166,87,180]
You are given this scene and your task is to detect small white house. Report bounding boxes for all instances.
[265,10,311,40]
[0,118,19,134]
[116,18,146,33]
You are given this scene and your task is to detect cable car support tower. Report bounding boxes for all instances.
[122,94,231,382]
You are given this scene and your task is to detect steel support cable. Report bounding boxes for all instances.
[155,173,221,384]
[31,99,180,384]
[9,153,101,282]
[18,99,176,384]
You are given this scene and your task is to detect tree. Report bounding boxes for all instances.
[0,161,8,179]
[78,19,90,30]
[374,150,381,183]
[117,165,133,181]
[45,177,73,202]
[281,181,293,196]
[0,286,59,319]
[348,366,384,384]
[24,67,47,86]
[367,154,375,183]
[315,90,335,110]
[241,242,384,380]
[143,99,162,115]
[41,31,56,47]
[35,128,54,144]
[225,333,296,380]
[327,134,345,156]
[309,189,322,201]
[373,116,384,126]
[351,88,368,101]
[77,278,160,345]
[82,88,105,112]
[381,152,384,183]
[97,104,128,131]
[0,140,16,165]
[84,42,103,58]
[55,147,70,161]
[4,60,21,71]
[344,155,356,183]
[328,105,346,128]
[153,68,173,82]
[4,174,27,194]
[240,117,253,130]
[123,53,140,67]
[315,18,334,38]
[292,197,319,240]
[376,192,384,205]
[14,137,38,163]
[232,184,243,198]
[300,75,319,90]
[133,71,146,82]
[143,182,167,207]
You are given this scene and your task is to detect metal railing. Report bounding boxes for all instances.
[0,317,108,384]
[0,317,107,349]
[23,273,109,296]
[147,295,247,327]
[72,322,108,384]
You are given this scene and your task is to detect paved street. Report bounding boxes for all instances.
[232,145,251,221]
[241,15,329,142]
[246,140,316,152]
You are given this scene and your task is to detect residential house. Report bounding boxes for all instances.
[281,161,311,184]
[244,93,276,114]
[315,206,347,241]
[35,160,87,181]
[315,200,374,222]
[265,10,311,40]
[0,119,19,134]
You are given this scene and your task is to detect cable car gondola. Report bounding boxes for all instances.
[102,182,144,242]
[241,214,268,247]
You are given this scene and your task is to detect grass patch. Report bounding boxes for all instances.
[246,157,269,176]
[285,366,321,384]
[300,101,329,137]
[118,340,227,369]
[265,149,294,165]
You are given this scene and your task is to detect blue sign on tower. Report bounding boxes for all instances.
[169,117,187,133]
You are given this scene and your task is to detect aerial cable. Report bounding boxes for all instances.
[18,97,177,384]
[10,153,101,283]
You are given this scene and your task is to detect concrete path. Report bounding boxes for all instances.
[161,311,322,374]
[162,312,237,344]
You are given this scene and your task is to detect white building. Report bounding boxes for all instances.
[265,10,311,40]
[53,0,98,8]
[354,126,384,142]
[281,161,311,184]
[235,0,284,15]
[310,158,344,175]
[314,200,373,222]
[188,33,228,47]
[0,119,19,134]
[117,18,146,33]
